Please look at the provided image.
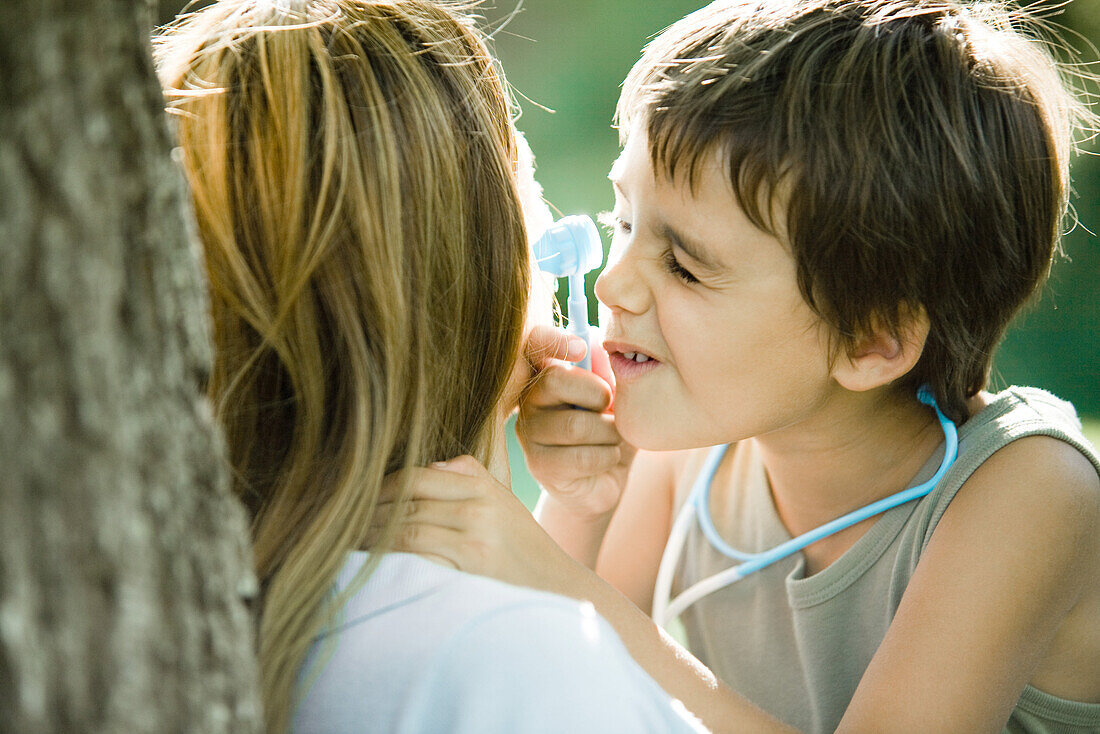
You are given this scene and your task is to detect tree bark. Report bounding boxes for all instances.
[0,2,262,732]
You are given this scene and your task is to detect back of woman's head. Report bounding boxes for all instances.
[155,1,529,729]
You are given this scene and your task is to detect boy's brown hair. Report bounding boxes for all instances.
[618,0,1092,423]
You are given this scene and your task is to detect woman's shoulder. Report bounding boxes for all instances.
[308,552,706,733]
[332,551,590,633]
[398,588,707,733]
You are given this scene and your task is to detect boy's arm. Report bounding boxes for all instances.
[597,448,699,613]
[839,435,1100,733]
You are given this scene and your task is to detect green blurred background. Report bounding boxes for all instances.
[158,1,1099,506]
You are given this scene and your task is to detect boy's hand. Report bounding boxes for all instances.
[519,325,637,520]
[371,456,580,594]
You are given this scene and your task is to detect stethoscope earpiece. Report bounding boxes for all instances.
[533,216,604,370]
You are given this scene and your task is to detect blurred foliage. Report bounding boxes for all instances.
[157,0,1098,419]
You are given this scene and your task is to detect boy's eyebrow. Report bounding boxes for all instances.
[657,223,724,272]
[609,167,723,272]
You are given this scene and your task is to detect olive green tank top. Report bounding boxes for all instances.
[673,387,1100,733]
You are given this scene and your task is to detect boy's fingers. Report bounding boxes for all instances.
[524,324,587,370]
[523,363,613,412]
[389,523,467,568]
[517,405,621,448]
[371,498,489,533]
[430,454,489,478]
[520,444,622,484]
[378,466,483,503]
[362,502,444,547]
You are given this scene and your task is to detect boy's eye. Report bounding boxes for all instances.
[663,250,699,284]
[597,210,632,235]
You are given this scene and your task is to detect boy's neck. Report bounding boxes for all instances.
[751,387,946,573]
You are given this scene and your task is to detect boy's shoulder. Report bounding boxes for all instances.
[858,389,1100,727]
[913,389,1100,701]
[965,431,1099,517]
[950,386,1098,494]
[926,386,1100,553]
[964,386,1090,442]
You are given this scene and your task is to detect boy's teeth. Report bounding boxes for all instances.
[624,351,636,360]
[635,354,651,363]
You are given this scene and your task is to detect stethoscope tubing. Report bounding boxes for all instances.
[652,387,959,628]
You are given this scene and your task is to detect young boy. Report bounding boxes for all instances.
[391,1,1100,731]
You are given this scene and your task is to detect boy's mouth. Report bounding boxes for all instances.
[620,351,654,364]
[605,343,662,380]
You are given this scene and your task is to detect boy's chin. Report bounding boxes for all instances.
[614,403,698,452]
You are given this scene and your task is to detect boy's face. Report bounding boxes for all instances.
[595,131,837,450]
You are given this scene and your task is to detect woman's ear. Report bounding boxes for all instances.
[832,305,930,392]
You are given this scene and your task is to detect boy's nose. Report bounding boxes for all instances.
[594,250,649,316]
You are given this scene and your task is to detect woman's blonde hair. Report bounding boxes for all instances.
[155,1,530,730]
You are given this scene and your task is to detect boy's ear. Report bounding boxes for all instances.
[832,306,930,392]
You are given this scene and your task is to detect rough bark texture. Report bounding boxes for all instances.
[0,1,262,732]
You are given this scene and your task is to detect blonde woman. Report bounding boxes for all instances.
[154,1,706,732]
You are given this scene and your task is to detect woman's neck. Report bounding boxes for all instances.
[486,410,513,487]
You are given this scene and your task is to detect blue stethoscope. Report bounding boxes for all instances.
[652,385,959,628]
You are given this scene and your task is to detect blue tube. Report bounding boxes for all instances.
[567,273,591,370]
[693,386,959,577]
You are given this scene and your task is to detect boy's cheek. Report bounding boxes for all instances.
[597,296,612,334]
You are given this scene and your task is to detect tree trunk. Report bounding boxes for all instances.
[0,1,262,732]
